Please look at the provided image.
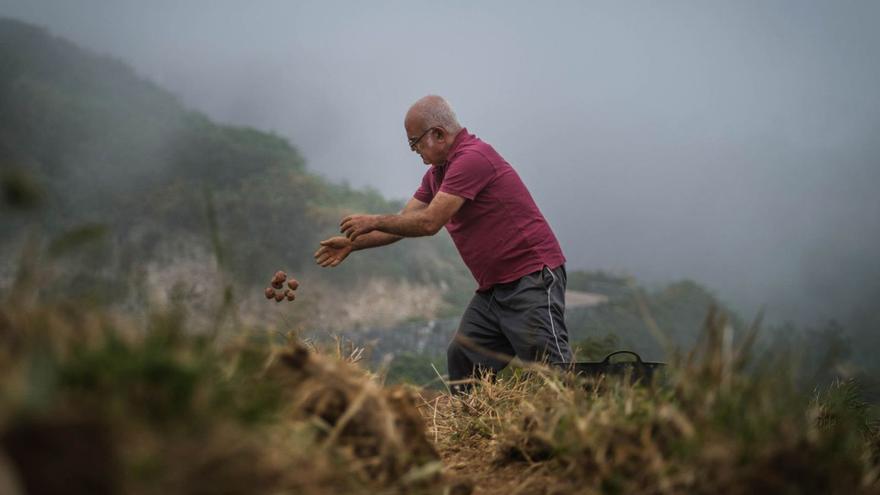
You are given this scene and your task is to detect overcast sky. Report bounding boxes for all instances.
[2,0,879,324]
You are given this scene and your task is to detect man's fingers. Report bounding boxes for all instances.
[340,215,352,227]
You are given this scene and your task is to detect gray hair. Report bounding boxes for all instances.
[408,95,462,132]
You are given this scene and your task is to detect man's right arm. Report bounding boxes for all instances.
[314,197,428,267]
[352,197,428,249]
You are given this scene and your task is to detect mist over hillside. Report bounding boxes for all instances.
[2,2,878,327]
[0,18,877,384]
[0,18,472,331]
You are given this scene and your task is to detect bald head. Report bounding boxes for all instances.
[405,95,462,134]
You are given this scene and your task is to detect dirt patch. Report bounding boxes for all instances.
[440,442,572,495]
[419,392,575,495]
[270,343,440,484]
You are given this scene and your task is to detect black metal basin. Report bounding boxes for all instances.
[555,350,665,384]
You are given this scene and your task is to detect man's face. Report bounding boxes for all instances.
[406,123,447,166]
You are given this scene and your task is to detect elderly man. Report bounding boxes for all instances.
[314,95,571,391]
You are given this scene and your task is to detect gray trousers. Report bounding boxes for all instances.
[447,264,572,392]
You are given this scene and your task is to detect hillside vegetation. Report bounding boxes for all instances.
[0,17,471,331]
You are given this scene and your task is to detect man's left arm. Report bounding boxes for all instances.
[340,192,465,241]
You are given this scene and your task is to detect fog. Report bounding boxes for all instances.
[3,0,878,324]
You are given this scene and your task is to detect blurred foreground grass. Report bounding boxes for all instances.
[0,294,445,495]
[0,290,878,494]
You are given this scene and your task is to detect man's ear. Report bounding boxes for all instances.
[434,128,446,142]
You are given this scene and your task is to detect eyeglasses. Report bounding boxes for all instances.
[408,127,435,152]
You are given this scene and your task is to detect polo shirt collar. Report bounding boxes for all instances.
[448,127,469,157]
[435,128,468,173]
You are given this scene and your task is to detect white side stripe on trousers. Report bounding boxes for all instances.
[544,266,564,359]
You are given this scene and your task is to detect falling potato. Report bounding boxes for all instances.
[272,270,287,284]
[264,287,275,299]
[285,289,296,301]
[287,279,299,290]
[274,292,285,302]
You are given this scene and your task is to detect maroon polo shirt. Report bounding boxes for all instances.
[413,128,566,291]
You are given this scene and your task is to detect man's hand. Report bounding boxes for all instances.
[314,236,353,267]
[340,214,380,242]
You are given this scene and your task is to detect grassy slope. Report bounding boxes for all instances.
[426,310,880,494]
[1,282,877,494]
[0,291,451,494]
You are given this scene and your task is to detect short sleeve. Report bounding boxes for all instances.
[438,151,495,200]
[413,169,435,203]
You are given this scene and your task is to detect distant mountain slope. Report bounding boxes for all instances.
[0,17,471,320]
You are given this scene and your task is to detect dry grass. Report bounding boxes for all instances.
[0,297,454,495]
[425,308,880,495]
[2,279,878,495]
